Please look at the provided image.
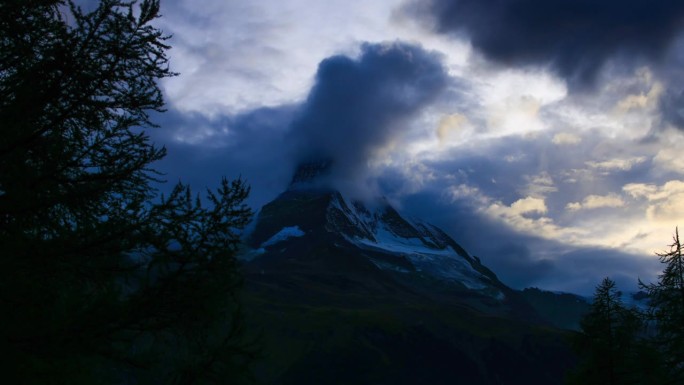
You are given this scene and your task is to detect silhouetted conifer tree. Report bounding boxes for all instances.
[0,1,256,383]
[567,277,662,385]
[640,228,684,383]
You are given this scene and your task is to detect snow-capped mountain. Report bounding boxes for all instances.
[243,161,538,319]
[251,189,500,294]
[239,162,576,385]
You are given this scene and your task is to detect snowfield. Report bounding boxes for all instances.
[261,226,306,248]
[329,193,500,295]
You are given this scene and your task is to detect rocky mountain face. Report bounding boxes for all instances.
[239,162,577,384]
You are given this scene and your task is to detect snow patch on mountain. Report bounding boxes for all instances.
[261,226,306,248]
[355,223,491,291]
[327,193,496,294]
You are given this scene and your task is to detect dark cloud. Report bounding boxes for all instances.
[406,0,684,88]
[660,88,684,129]
[656,35,684,130]
[289,42,449,180]
[149,41,450,205]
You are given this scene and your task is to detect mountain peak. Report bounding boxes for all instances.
[289,159,333,189]
[245,187,514,302]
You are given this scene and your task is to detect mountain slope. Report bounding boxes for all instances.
[520,288,591,331]
[245,185,540,317]
[240,168,576,384]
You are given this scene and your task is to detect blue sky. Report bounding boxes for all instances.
[142,0,684,294]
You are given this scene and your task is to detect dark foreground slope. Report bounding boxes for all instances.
[239,186,577,384]
[242,276,575,385]
[520,288,591,331]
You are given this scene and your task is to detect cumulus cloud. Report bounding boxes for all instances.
[552,132,582,145]
[586,157,648,172]
[523,172,558,198]
[624,180,684,222]
[624,180,684,200]
[653,140,684,175]
[436,113,470,144]
[404,0,684,89]
[510,197,548,215]
[648,195,684,222]
[566,194,626,211]
[615,80,663,113]
[485,200,577,241]
[623,183,660,199]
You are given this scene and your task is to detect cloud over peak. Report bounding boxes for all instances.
[289,41,450,181]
